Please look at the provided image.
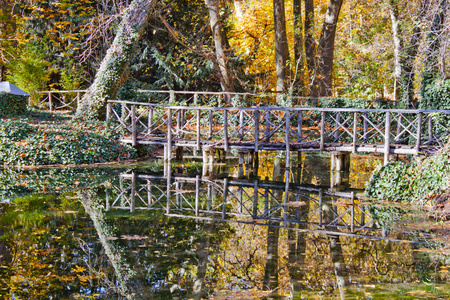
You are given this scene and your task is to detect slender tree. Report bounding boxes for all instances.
[205,0,235,105]
[388,0,402,101]
[304,0,318,97]
[293,0,307,96]
[273,0,290,100]
[317,0,344,97]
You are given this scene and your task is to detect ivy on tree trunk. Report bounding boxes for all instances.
[75,0,156,121]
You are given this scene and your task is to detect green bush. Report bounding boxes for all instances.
[366,147,450,205]
[0,116,136,166]
[420,79,450,109]
[0,92,28,116]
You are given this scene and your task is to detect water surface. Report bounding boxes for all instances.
[0,153,449,299]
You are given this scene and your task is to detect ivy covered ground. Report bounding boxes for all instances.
[0,110,136,166]
[366,146,450,219]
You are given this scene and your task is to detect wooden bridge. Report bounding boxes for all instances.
[107,96,450,166]
[106,171,422,242]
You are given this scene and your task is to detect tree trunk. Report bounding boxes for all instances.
[79,190,149,299]
[293,0,307,96]
[400,0,429,108]
[205,0,235,105]
[388,0,403,102]
[75,0,156,121]
[422,0,447,90]
[317,0,343,97]
[304,0,318,98]
[273,0,290,101]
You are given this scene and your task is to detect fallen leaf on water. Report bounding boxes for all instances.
[64,210,78,214]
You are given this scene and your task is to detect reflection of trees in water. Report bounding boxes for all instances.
[80,188,228,299]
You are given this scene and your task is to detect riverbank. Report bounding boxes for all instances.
[366,146,450,219]
[0,110,136,166]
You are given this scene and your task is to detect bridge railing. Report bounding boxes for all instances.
[109,172,376,235]
[35,90,86,111]
[106,100,450,158]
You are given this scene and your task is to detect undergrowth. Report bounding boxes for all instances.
[0,111,136,166]
[366,147,450,206]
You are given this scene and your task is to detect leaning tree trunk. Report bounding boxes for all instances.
[317,0,343,97]
[75,0,156,121]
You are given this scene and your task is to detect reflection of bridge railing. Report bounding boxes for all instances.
[36,90,86,111]
[107,172,395,239]
[106,99,450,166]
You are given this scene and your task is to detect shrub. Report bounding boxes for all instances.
[0,92,28,116]
[0,116,136,166]
[366,147,450,206]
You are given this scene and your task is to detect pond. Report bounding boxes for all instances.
[0,153,449,299]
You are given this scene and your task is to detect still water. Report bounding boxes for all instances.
[0,153,449,299]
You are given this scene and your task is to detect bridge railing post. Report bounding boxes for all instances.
[131,105,137,147]
[196,109,201,151]
[298,110,302,140]
[320,111,326,151]
[208,110,213,139]
[363,112,368,142]
[106,103,111,121]
[222,109,228,151]
[428,115,433,144]
[254,110,259,151]
[352,112,358,153]
[148,106,154,135]
[265,111,270,142]
[286,110,290,169]
[384,111,391,165]
[416,112,423,154]
[167,108,172,160]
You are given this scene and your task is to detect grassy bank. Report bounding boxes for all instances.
[0,110,136,166]
[366,147,450,219]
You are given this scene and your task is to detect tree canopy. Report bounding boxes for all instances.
[1,0,450,116]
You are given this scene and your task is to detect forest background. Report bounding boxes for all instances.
[1,0,450,112]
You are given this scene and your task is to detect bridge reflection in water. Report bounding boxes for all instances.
[106,166,411,242]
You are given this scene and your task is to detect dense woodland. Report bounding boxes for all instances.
[1,0,450,113]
